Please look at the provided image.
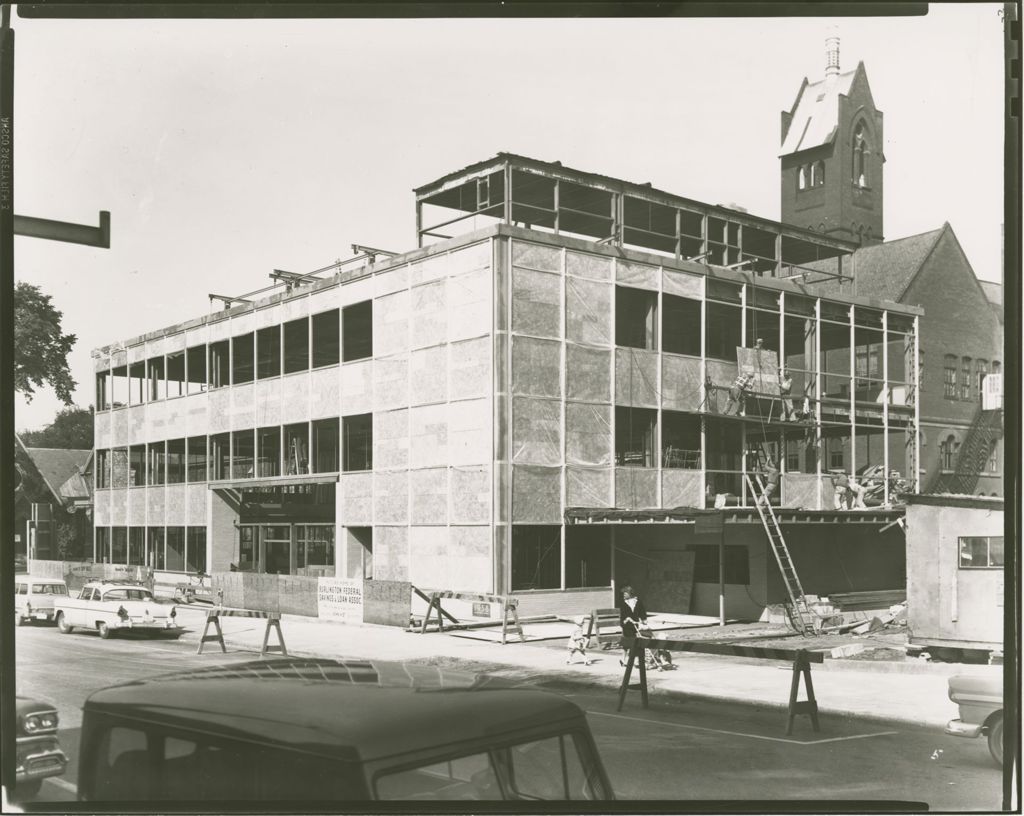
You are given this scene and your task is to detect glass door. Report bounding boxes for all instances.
[264,525,292,575]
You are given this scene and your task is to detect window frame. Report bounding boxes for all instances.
[958,536,1004,569]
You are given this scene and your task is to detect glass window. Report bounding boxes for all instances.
[128,361,146,405]
[313,418,340,473]
[186,527,207,574]
[705,301,742,361]
[147,357,166,401]
[128,445,145,487]
[257,426,281,477]
[186,345,207,394]
[147,527,165,570]
[209,340,229,388]
[615,286,657,350]
[210,433,230,480]
[128,528,145,566]
[257,326,281,379]
[662,411,701,469]
[342,414,372,472]
[187,436,207,482]
[232,430,255,479]
[148,441,166,486]
[111,448,129,488]
[960,357,972,400]
[283,317,309,374]
[565,529,610,589]
[662,294,700,356]
[943,355,957,399]
[96,450,110,489]
[498,734,599,800]
[693,545,750,584]
[312,309,340,368]
[96,370,110,410]
[959,536,1003,568]
[166,350,186,398]
[375,751,501,801]
[166,527,185,572]
[297,525,335,573]
[95,528,110,562]
[940,435,958,471]
[111,527,128,564]
[342,301,373,362]
[110,365,128,408]
[232,333,255,385]
[284,422,310,475]
[238,526,258,572]
[511,525,560,591]
[615,406,656,467]
[166,438,186,484]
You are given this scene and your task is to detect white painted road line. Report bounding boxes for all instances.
[588,710,899,746]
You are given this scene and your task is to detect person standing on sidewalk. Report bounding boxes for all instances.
[619,586,649,667]
[566,616,593,665]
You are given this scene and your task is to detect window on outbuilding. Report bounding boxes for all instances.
[616,286,657,350]
[958,536,1003,569]
[111,528,128,564]
[257,326,281,379]
[283,317,309,374]
[342,301,373,362]
[342,414,373,472]
[510,525,561,591]
[232,333,255,384]
[312,309,340,368]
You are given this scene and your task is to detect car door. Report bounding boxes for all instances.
[69,587,95,626]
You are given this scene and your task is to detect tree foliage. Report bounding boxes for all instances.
[14,281,77,404]
[19,405,94,449]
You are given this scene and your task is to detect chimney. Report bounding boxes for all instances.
[825,28,840,79]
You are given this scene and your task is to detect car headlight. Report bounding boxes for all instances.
[23,712,58,733]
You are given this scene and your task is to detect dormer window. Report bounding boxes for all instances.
[853,123,868,187]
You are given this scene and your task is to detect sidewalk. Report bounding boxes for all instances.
[171,607,996,730]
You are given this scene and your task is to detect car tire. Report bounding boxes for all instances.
[11,778,42,800]
[98,621,112,639]
[987,712,1004,767]
[56,612,73,634]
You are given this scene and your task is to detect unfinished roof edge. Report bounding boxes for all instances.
[903,494,1005,510]
[92,222,920,358]
[414,152,859,251]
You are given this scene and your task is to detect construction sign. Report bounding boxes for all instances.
[317,578,364,624]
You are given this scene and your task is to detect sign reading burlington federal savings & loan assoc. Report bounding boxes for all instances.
[317,578,364,623]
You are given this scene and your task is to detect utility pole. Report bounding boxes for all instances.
[1,5,111,799]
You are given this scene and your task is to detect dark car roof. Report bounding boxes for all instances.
[84,659,584,762]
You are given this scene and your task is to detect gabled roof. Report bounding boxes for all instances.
[16,444,92,506]
[780,69,857,156]
[979,280,1003,311]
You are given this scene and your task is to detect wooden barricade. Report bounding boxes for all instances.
[419,591,526,645]
[616,636,823,735]
[197,607,288,658]
[584,608,621,650]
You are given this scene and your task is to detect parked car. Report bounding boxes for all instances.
[77,658,614,802]
[14,576,69,626]
[14,553,28,573]
[54,580,179,639]
[946,672,1004,767]
[13,695,68,800]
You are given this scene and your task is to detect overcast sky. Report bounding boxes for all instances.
[13,5,1006,432]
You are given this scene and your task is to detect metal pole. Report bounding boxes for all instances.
[719,516,726,626]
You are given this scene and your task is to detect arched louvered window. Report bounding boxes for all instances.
[853,123,868,187]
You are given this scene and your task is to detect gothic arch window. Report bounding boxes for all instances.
[853,122,868,187]
[813,160,825,187]
[940,434,959,471]
[798,165,807,190]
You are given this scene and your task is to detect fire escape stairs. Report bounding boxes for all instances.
[930,407,1003,494]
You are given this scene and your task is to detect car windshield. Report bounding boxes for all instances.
[103,588,155,602]
[374,732,605,800]
[31,584,68,595]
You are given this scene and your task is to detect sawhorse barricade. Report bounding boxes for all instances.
[419,591,526,645]
[584,608,621,650]
[197,607,288,658]
[617,636,823,735]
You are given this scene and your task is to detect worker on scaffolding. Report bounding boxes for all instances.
[831,469,850,509]
[779,369,794,421]
[725,372,754,416]
[758,457,780,507]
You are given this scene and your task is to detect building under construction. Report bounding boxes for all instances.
[91,153,920,621]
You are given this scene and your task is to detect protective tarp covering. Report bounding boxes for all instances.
[512,240,561,272]
[705,359,739,413]
[566,345,611,402]
[661,355,703,411]
[513,396,562,465]
[512,267,561,339]
[615,348,659,407]
[410,467,447,524]
[409,403,448,468]
[342,473,373,524]
[738,347,780,393]
[786,474,821,510]
[448,397,490,466]
[566,250,612,281]
[447,268,491,342]
[374,525,409,582]
[451,465,490,523]
[411,279,447,349]
[449,336,491,401]
[410,345,448,406]
[663,268,703,299]
[448,527,492,592]
[512,465,562,523]
[566,466,612,508]
[662,469,703,508]
[565,403,612,466]
[374,408,409,469]
[615,467,658,510]
[373,354,409,412]
[374,470,409,524]
[512,336,561,398]
[374,290,410,358]
[616,259,659,289]
[566,277,611,345]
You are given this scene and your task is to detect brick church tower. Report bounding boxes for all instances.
[780,33,885,245]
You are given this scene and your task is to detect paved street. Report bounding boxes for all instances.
[15,623,1003,809]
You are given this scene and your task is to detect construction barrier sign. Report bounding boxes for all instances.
[317,578,364,624]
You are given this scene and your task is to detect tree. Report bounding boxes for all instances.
[14,281,77,404]
[20,406,94,450]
